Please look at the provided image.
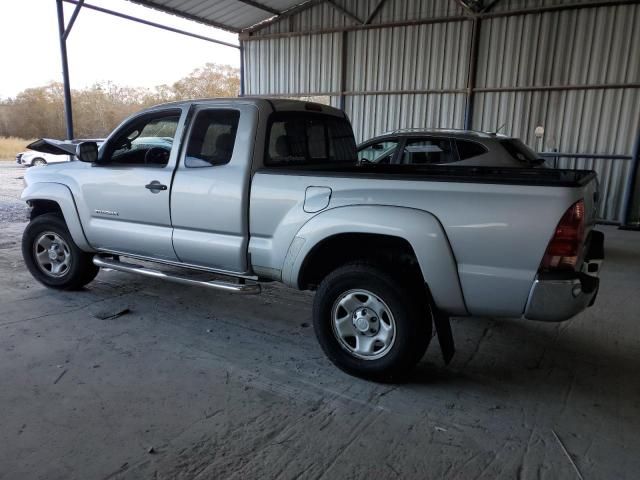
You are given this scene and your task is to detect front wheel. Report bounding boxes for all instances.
[22,213,99,290]
[313,263,432,381]
[32,158,47,166]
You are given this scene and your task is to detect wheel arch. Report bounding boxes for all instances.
[22,182,93,251]
[284,205,468,316]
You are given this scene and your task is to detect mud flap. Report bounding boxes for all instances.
[433,308,455,365]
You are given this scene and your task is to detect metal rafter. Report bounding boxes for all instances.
[326,0,364,24]
[62,0,240,48]
[364,0,388,24]
[236,0,281,16]
[242,0,326,34]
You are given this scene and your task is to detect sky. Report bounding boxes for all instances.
[0,0,240,99]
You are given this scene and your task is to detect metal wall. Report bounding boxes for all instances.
[243,0,640,222]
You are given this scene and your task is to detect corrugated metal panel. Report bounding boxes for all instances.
[345,94,467,143]
[473,88,640,220]
[347,22,471,92]
[244,33,342,95]
[477,4,640,88]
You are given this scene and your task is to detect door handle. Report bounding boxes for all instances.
[145,182,167,192]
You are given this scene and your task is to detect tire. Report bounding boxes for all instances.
[313,262,432,381]
[32,158,47,166]
[22,213,99,290]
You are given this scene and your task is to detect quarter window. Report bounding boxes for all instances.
[456,140,488,160]
[185,110,240,167]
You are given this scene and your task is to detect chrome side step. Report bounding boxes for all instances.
[93,256,261,294]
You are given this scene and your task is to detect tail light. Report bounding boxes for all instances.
[540,199,585,272]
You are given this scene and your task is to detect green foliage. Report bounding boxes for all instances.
[0,63,239,139]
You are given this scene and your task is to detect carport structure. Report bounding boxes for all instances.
[57,0,640,225]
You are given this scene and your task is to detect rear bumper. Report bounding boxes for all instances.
[524,230,604,322]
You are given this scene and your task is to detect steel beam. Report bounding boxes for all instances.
[56,0,74,140]
[364,0,388,24]
[62,0,240,48]
[242,0,326,34]
[464,17,481,130]
[237,0,280,16]
[62,0,83,41]
[326,0,364,24]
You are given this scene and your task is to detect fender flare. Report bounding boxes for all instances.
[21,182,93,251]
[283,205,468,316]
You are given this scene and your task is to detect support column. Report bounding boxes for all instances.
[621,128,640,229]
[464,17,481,131]
[56,0,74,140]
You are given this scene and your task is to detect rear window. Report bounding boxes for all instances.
[265,112,357,166]
[401,138,455,165]
[500,139,540,165]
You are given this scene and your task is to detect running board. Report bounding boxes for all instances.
[93,256,261,294]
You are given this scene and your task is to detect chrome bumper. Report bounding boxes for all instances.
[524,230,604,322]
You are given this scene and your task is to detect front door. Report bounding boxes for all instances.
[77,108,185,261]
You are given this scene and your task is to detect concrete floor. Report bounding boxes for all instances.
[1,163,639,479]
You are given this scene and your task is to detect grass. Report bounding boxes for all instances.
[0,137,36,161]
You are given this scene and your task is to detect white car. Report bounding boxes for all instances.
[16,139,103,167]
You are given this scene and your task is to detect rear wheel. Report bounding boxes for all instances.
[313,263,432,381]
[22,213,99,290]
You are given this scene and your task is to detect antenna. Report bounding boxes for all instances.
[495,123,507,135]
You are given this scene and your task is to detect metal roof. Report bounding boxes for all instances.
[127,0,319,33]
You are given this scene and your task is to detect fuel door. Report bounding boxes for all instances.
[304,186,332,213]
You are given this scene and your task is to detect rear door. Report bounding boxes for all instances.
[170,104,256,273]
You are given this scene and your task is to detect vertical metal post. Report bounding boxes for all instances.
[56,0,74,139]
[239,39,246,97]
[620,128,640,229]
[464,17,481,131]
[339,31,348,111]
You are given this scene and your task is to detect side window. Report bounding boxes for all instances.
[185,110,240,168]
[357,141,398,165]
[456,140,488,160]
[401,138,455,165]
[265,113,356,166]
[105,111,180,166]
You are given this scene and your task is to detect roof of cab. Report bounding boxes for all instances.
[142,97,345,117]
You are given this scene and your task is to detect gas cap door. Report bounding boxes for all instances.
[304,186,332,213]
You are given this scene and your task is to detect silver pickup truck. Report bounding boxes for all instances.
[21,98,604,380]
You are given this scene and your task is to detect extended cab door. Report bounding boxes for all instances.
[78,107,187,260]
[170,104,256,273]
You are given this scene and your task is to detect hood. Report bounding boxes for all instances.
[26,138,77,156]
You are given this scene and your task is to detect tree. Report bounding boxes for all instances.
[0,63,240,139]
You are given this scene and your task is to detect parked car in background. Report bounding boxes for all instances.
[16,150,71,167]
[17,139,104,166]
[358,129,545,168]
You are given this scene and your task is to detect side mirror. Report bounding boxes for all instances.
[76,141,99,163]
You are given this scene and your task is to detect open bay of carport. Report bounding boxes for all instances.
[0,167,638,478]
